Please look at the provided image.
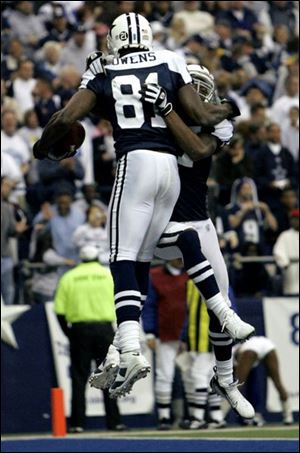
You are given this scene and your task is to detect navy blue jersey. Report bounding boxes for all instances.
[80,50,192,159]
[171,125,216,222]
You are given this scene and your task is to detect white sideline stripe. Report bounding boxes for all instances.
[115,290,140,301]
[115,300,141,310]
[187,261,210,275]
[193,269,214,283]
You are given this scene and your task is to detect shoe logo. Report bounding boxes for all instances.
[132,353,140,356]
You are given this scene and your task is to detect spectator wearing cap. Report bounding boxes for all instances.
[173,1,214,38]
[276,188,299,235]
[254,123,298,214]
[32,78,60,127]
[60,25,95,74]
[273,209,299,296]
[237,82,271,122]
[38,4,73,46]
[6,1,46,51]
[54,245,125,433]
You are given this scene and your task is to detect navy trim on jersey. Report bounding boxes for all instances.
[111,154,128,262]
[126,13,133,44]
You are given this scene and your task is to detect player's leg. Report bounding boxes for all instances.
[176,224,254,341]
[209,312,255,419]
[109,151,180,398]
[264,350,294,424]
[155,340,178,430]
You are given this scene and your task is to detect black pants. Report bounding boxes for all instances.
[69,322,121,429]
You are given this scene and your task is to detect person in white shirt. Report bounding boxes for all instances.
[72,205,109,266]
[273,208,299,296]
[60,26,95,74]
[281,106,299,163]
[12,59,37,115]
[1,110,31,171]
[270,75,299,126]
[173,1,214,38]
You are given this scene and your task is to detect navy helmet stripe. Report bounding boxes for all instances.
[136,13,141,43]
[126,13,133,44]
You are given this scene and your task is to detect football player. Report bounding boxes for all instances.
[33,13,238,398]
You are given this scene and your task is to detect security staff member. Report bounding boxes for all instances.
[54,245,124,432]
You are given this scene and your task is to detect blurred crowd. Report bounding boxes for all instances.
[1,1,299,305]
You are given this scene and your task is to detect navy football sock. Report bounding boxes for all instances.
[135,261,150,312]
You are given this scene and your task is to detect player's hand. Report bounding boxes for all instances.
[220,98,241,119]
[140,83,173,117]
[211,119,234,145]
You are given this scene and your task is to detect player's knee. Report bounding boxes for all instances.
[176,228,201,250]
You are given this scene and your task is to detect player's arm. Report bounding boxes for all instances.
[34,89,96,158]
[163,110,217,160]
[178,84,239,126]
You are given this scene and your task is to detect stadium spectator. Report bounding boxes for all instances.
[11,59,36,116]
[273,208,299,296]
[1,38,26,81]
[73,183,108,215]
[38,5,73,46]
[225,177,278,253]
[1,79,22,123]
[35,41,62,82]
[216,1,258,37]
[54,245,125,433]
[5,1,46,52]
[1,176,27,305]
[59,25,95,74]
[233,336,294,425]
[19,109,42,153]
[213,134,253,205]
[33,190,85,275]
[165,17,188,52]
[30,229,76,304]
[32,78,60,127]
[150,21,168,51]
[36,156,84,203]
[173,1,214,37]
[254,123,298,214]
[270,75,299,126]
[149,1,174,27]
[276,188,299,235]
[280,106,299,163]
[72,205,109,265]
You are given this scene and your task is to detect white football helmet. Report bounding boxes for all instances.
[107,13,153,56]
[187,64,215,102]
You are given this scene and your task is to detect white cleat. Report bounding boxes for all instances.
[89,344,120,389]
[282,399,294,425]
[210,369,255,419]
[109,350,151,399]
[221,309,255,342]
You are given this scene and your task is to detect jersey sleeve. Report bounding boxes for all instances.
[79,69,104,96]
[164,50,192,89]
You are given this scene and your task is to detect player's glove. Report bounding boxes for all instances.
[85,51,114,76]
[33,139,76,161]
[211,119,234,146]
[140,83,173,117]
[220,98,241,119]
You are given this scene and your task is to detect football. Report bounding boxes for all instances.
[43,121,85,160]
[52,121,86,158]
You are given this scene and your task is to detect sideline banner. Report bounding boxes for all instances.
[263,297,299,412]
[45,303,154,417]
